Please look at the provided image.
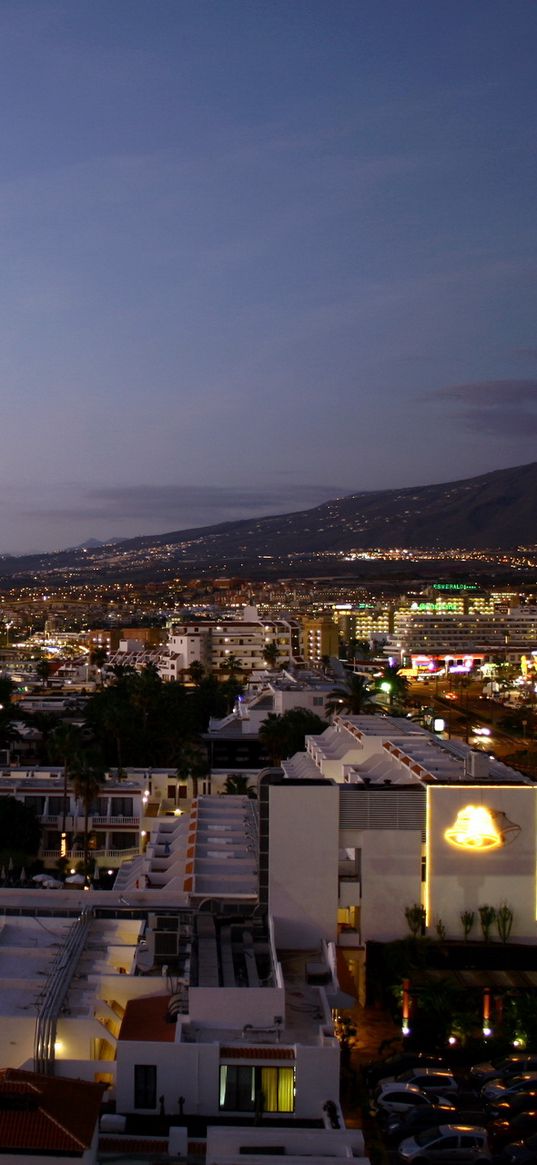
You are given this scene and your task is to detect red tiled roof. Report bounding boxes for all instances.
[119,995,176,1042]
[0,1069,105,1153]
[220,1046,294,1060]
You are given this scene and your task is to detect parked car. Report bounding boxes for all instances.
[373,1081,454,1118]
[482,1073,537,1104]
[398,1124,490,1163]
[470,1054,537,1087]
[394,1069,460,1096]
[365,1052,448,1088]
[486,1090,537,1120]
[488,1109,537,1150]
[382,1101,464,1143]
[502,1131,537,1165]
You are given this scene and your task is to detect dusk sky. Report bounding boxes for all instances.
[1,1,536,553]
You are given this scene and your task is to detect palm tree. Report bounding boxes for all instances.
[73,758,105,876]
[35,658,52,688]
[375,664,410,712]
[220,653,242,679]
[259,709,328,764]
[90,645,108,686]
[188,660,205,686]
[177,740,209,799]
[263,642,279,669]
[49,723,85,843]
[25,710,61,763]
[259,713,289,765]
[222,773,256,797]
[325,673,376,718]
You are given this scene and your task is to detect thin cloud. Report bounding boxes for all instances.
[25,482,344,524]
[513,347,537,361]
[426,379,537,436]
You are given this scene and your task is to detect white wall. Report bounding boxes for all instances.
[189,986,284,1029]
[268,785,339,947]
[116,1040,219,1115]
[428,785,537,941]
[116,1037,339,1121]
[0,1014,36,1069]
[294,1043,340,1118]
[206,1126,365,1161]
[359,830,423,942]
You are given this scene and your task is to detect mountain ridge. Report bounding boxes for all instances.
[1,461,536,584]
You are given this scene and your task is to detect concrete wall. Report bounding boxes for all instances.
[294,1042,340,1118]
[268,785,339,948]
[359,830,423,942]
[189,986,284,1029]
[116,1037,338,1121]
[427,785,537,941]
[206,1126,365,1161]
[116,1040,220,1115]
[0,1015,36,1070]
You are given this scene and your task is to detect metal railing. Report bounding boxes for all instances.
[34,908,92,1075]
[41,846,141,860]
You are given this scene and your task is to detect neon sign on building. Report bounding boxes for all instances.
[444,805,520,851]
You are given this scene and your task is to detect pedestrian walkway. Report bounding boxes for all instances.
[351,1003,402,1070]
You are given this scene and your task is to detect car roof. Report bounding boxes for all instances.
[402,1068,454,1076]
[437,1125,487,1135]
[378,1081,427,1094]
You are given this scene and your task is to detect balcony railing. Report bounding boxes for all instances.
[41,846,141,860]
[91,816,140,826]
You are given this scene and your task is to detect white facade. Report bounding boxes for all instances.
[267,784,339,948]
[275,716,537,947]
[159,608,294,679]
[391,605,537,659]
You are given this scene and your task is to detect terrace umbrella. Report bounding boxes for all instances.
[32,874,49,883]
[0,866,5,881]
[65,873,85,885]
[19,868,26,883]
[8,856,13,872]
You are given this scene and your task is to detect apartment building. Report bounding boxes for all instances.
[300,616,339,663]
[0,791,360,1156]
[390,605,537,664]
[332,603,393,647]
[159,606,294,680]
[0,765,210,875]
[271,716,535,951]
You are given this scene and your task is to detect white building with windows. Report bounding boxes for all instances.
[159,606,295,680]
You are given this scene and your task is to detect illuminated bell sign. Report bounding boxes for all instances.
[444,805,520,851]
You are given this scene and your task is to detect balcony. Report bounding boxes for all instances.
[41,846,141,860]
[91,816,140,827]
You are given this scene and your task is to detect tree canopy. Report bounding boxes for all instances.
[325,673,376,718]
[0,796,41,864]
[259,708,328,765]
[77,665,245,771]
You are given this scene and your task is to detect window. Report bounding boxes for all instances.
[313,697,323,706]
[134,1064,156,1108]
[24,796,45,814]
[219,1066,295,1113]
[111,797,133,816]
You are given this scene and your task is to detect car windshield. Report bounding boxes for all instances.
[414,1127,442,1147]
